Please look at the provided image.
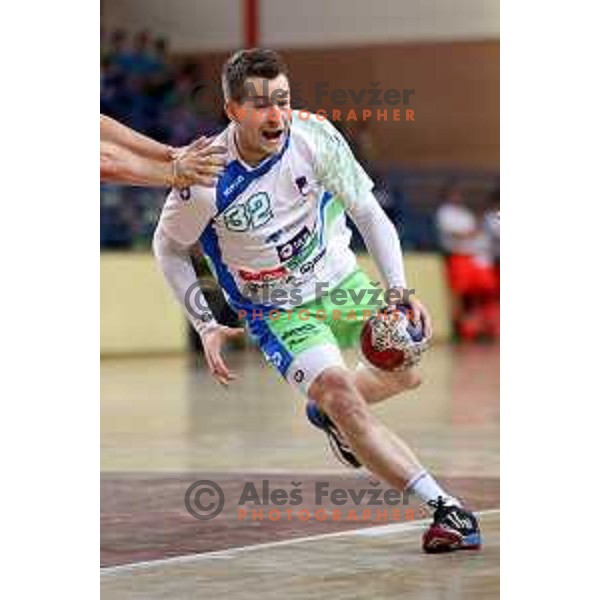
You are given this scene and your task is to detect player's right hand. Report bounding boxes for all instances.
[200,325,245,386]
[172,136,227,188]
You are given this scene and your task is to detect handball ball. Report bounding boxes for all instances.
[360,305,424,371]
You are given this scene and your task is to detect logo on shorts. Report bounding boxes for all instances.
[281,324,315,342]
[293,369,305,383]
[269,352,283,368]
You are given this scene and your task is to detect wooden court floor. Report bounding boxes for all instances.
[101,343,499,599]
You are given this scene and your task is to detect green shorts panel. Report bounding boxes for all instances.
[261,268,382,359]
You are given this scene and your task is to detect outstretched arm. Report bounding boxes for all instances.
[101,114,173,160]
[100,114,226,187]
[101,141,177,187]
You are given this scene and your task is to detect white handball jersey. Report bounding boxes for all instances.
[158,111,374,311]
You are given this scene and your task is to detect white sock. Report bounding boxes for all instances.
[406,471,461,508]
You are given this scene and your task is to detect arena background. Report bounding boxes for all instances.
[100,1,500,597]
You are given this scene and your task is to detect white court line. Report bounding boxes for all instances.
[101,508,499,576]
[102,468,366,477]
[102,468,500,478]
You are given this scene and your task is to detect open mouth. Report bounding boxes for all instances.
[261,129,284,143]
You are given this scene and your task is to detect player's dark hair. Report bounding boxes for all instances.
[222,48,289,102]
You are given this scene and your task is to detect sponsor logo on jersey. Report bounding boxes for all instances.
[299,247,326,274]
[223,174,245,198]
[238,265,290,282]
[179,187,191,201]
[295,176,309,195]
[265,229,284,244]
[286,234,319,270]
[276,226,313,262]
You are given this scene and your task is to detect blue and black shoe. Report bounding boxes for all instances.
[306,402,362,468]
[422,497,482,553]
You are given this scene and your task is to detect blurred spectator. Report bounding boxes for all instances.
[483,186,500,264]
[482,186,501,335]
[436,184,479,255]
[147,37,174,97]
[100,29,206,249]
[436,183,499,341]
[106,29,128,68]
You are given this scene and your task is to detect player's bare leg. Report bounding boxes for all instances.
[309,365,482,552]
[353,364,422,404]
[306,364,423,464]
[309,366,424,485]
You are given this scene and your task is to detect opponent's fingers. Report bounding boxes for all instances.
[199,144,227,157]
[194,164,225,177]
[186,136,213,151]
[178,156,225,173]
[192,155,227,168]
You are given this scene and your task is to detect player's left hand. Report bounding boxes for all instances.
[405,294,433,340]
[387,290,433,341]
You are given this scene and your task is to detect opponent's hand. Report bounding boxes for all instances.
[200,325,245,386]
[172,137,227,188]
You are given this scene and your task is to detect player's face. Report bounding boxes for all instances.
[229,74,291,162]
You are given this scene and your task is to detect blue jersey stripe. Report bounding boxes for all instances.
[199,223,274,313]
[199,222,243,304]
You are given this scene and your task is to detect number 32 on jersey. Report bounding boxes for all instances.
[223,192,273,232]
